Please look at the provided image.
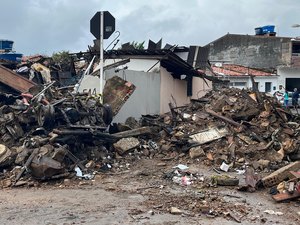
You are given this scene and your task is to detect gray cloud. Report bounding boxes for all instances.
[0,0,299,55]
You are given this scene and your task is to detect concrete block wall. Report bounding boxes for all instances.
[206,34,292,69]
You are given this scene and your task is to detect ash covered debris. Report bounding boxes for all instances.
[0,75,138,186]
[0,76,300,204]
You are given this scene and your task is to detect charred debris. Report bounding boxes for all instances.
[0,51,299,203]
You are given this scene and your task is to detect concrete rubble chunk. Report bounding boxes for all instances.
[257,159,270,169]
[30,155,65,179]
[113,137,140,155]
[0,178,12,188]
[189,146,205,159]
[170,207,182,215]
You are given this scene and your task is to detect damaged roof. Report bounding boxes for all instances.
[0,64,36,93]
[105,48,221,96]
[212,64,275,77]
[105,49,217,81]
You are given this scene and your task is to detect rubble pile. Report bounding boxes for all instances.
[16,54,79,87]
[148,87,300,168]
[145,87,300,204]
[1,83,300,200]
[0,75,138,187]
[113,87,300,205]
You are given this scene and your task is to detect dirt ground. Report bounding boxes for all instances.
[1,158,300,225]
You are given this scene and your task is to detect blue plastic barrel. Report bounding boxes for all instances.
[262,25,275,34]
[0,52,23,62]
[255,27,263,35]
[0,40,14,51]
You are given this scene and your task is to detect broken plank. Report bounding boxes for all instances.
[14,148,40,185]
[272,191,300,202]
[113,127,153,138]
[189,127,228,145]
[205,108,241,127]
[0,65,36,93]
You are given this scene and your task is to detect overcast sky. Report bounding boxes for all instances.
[1,0,299,55]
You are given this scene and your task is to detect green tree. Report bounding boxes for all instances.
[52,51,71,64]
[131,41,145,50]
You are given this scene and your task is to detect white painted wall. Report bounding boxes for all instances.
[160,67,189,114]
[227,76,278,94]
[192,77,212,99]
[227,77,251,89]
[104,58,160,73]
[79,58,211,122]
[255,76,278,94]
[277,66,300,90]
[77,69,160,123]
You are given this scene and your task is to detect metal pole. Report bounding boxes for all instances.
[99,11,104,102]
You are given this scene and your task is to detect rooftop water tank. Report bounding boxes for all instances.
[255,27,263,35]
[0,52,23,62]
[262,25,275,34]
[0,40,14,51]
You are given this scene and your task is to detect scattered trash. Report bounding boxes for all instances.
[173,164,189,170]
[236,169,245,175]
[172,175,193,186]
[75,166,83,177]
[74,166,94,180]
[220,162,230,172]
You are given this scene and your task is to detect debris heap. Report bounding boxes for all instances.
[1,85,300,192]
[0,75,137,186]
[125,87,299,171]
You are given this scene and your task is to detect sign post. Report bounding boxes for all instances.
[90,11,115,101]
[99,11,104,100]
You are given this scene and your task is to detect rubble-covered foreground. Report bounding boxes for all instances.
[1,86,300,223]
[0,158,299,225]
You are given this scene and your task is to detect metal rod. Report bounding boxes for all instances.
[75,55,96,93]
[31,81,56,101]
[206,108,242,127]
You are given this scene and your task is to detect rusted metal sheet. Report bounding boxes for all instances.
[0,65,36,93]
[103,76,136,116]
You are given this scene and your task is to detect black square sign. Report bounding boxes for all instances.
[90,11,115,39]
